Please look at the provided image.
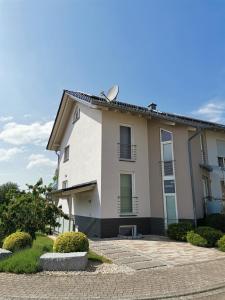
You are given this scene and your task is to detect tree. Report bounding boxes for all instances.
[0,182,20,205]
[0,178,68,240]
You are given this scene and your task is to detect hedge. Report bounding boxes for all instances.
[53,232,89,253]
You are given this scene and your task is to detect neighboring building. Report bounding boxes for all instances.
[47,89,225,237]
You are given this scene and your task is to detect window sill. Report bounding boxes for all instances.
[120,214,137,217]
[119,158,136,162]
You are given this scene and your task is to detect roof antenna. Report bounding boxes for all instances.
[100,85,119,102]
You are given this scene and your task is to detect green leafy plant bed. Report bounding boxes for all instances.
[0,234,53,274]
[167,222,193,241]
[88,250,112,264]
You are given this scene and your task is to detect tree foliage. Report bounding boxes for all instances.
[0,178,68,241]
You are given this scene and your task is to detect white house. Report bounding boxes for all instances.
[47,89,225,237]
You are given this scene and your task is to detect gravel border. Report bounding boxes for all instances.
[40,261,135,276]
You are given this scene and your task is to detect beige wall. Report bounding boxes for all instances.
[148,120,195,220]
[58,102,102,218]
[101,110,150,219]
[188,131,205,218]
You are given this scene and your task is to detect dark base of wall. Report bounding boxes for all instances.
[101,217,151,238]
[75,215,101,237]
[74,215,196,238]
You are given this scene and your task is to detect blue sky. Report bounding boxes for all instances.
[0,0,225,189]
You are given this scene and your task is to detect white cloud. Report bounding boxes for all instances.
[27,154,56,169]
[0,121,53,146]
[0,147,23,162]
[192,100,225,123]
[0,116,13,122]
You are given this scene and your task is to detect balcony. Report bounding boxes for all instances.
[117,143,137,161]
[204,196,225,215]
[117,196,138,216]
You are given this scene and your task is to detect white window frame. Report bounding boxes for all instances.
[118,123,134,161]
[160,129,178,227]
[119,171,136,216]
[62,180,68,189]
[72,106,80,124]
[64,145,70,162]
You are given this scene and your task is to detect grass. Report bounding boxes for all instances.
[88,250,112,264]
[0,234,111,273]
[0,234,53,274]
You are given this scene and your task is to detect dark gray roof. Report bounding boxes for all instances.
[65,90,225,130]
[51,180,97,195]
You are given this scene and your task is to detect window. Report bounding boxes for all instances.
[161,130,172,142]
[221,181,225,200]
[120,126,132,160]
[202,176,210,199]
[200,134,206,164]
[62,180,68,189]
[160,129,177,226]
[73,107,80,124]
[120,174,133,214]
[164,180,175,193]
[64,145,70,162]
[218,157,225,168]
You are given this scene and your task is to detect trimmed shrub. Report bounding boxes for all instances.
[167,222,193,241]
[3,232,32,252]
[204,214,225,232]
[218,235,225,252]
[53,232,89,253]
[195,226,223,247]
[186,231,208,247]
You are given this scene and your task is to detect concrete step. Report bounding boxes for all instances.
[114,256,152,265]
[108,251,139,259]
[128,260,166,270]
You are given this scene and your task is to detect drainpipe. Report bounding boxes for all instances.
[55,151,60,190]
[188,128,204,228]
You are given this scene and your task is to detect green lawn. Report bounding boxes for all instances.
[88,250,112,264]
[0,234,53,274]
[0,234,111,274]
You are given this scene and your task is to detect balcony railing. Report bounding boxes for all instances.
[204,196,225,215]
[117,143,137,161]
[117,196,138,216]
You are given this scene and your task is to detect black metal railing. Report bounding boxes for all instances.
[117,196,138,216]
[203,196,225,215]
[117,143,137,161]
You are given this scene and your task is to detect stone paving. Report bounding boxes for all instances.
[1,236,225,299]
[90,235,225,269]
[1,259,225,299]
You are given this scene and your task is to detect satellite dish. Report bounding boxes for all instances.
[107,85,119,101]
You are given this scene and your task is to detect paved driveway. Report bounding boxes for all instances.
[90,235,225,270]
[1,236,225,299]
[1,259,225,299]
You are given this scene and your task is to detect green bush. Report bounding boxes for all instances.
[217,235,225,252]
[53,232,89,253]
[204,214,225,232]
[167,222,193,241]
[186,231,208,247]
[3,232,32,252]
[0,234,53,274]
[195,226,223,247]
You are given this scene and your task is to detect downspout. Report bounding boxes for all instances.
[188,128,204,228]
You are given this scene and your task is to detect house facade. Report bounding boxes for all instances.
[47,90,225,237]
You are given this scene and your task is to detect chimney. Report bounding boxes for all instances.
[148,102,157,111]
